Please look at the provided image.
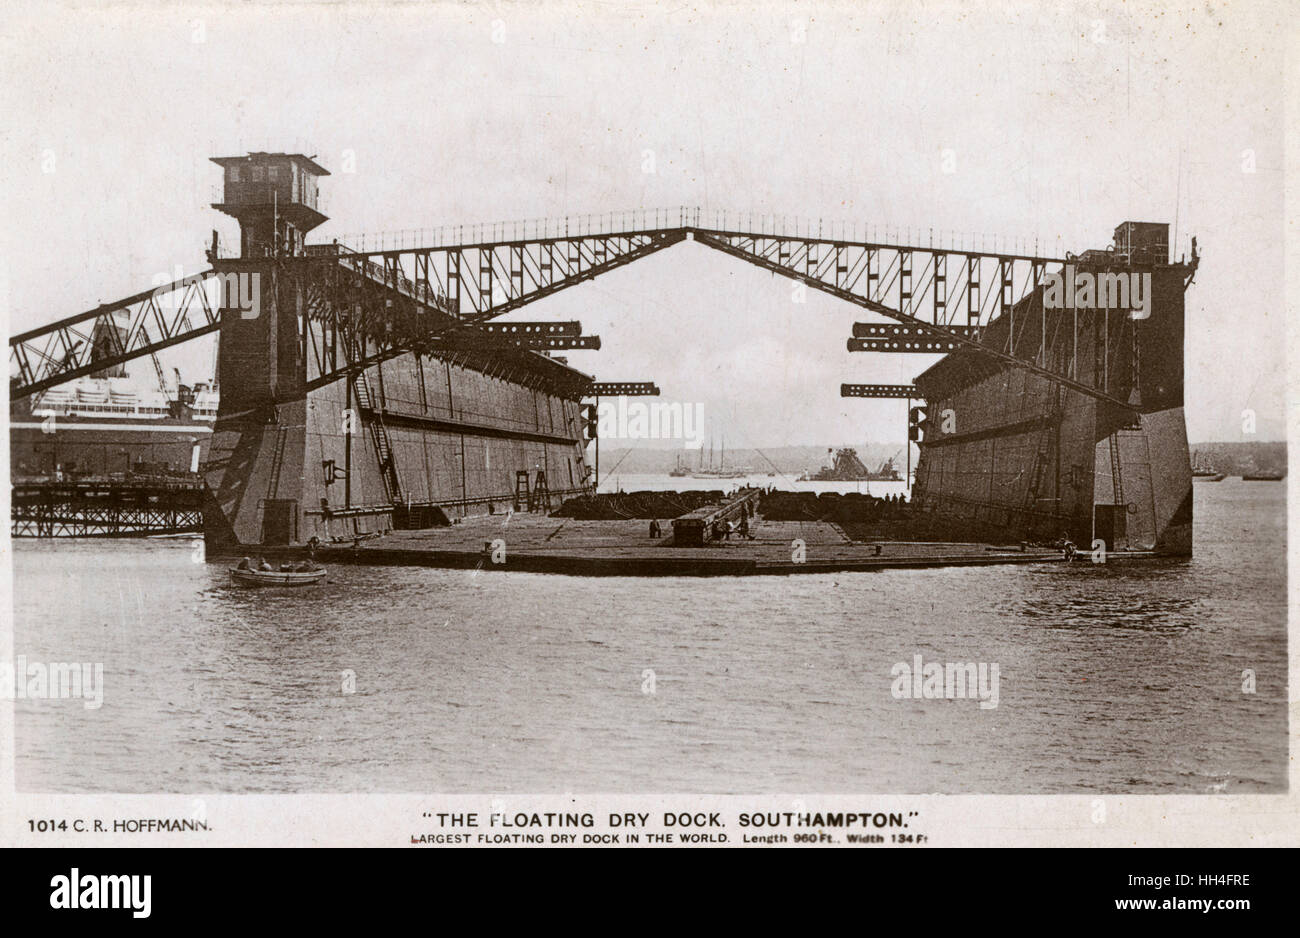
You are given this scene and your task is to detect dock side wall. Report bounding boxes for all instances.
[203,260,591,550]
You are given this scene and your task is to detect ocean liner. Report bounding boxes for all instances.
[9,335,218,481]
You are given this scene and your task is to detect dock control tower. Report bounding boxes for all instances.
[200,151,594,549]
[211,152,330,258]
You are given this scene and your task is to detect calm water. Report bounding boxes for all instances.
[597,472,910,498]
[11,480,1287,793]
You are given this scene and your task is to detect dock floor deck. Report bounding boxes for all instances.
[310,515,1066,575]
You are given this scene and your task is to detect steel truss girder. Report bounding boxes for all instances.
[299,233,683,391]
[691,231,1136,411]
[14,221,1139,411]
[317,230,685,324]
[10,271,221,400]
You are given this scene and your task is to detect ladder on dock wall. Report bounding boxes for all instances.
[513,471,530,511]
[266,426,287,498]
[1108,434,1125,513]
[352,374,402,504]
[532,469,550,513]
[511,470,551,512]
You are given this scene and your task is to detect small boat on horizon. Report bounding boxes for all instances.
[690,434,748,479]
[1239,458,1285,481]
[1241,470,1285,481]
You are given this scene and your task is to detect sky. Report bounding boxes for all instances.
[1,0,1288,447]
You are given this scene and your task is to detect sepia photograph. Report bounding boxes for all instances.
[0,0,1294,868]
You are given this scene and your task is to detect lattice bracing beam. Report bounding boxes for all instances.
[481,321,583,337]
[849,337,965,353]
[10,271,221,399]
[588,382,660,396]
[841,383,920,399]
[504,334,600,351]
[852,323,979,339]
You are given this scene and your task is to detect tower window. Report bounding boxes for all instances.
[252,165,264,181]
[230,166,240,183]
[268,166,278,181]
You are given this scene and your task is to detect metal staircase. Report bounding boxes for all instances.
[351,373,402,504]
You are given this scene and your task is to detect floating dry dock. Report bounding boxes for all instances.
[307,514,1067,576]
[9,149,1199,561]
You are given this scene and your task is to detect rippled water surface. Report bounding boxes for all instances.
[11,481,1287,793]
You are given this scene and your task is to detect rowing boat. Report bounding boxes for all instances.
[230,567,327,587]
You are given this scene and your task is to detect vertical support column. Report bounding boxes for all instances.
[511,245,523,301]
[966,256,979,326]
[540,242,553,289]
[567,239,580,279]
[933,254,947,324]
[905,395,912,488]
[899,251,913,316]
[1033,260,1045,366]
[447,252,461,318]
[415,252,429,303]
[478,249,493,311]
[1000,258,1013,353]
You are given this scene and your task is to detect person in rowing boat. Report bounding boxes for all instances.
[237,557,252,571]
[257,557,274,571]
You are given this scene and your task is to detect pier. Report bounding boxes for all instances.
[671,488,762,546]
[11,474,204,537]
